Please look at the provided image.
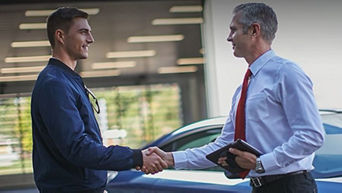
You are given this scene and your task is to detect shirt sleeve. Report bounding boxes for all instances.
[172,88,241,169]
[260,63,325,172]
[38,79,142,170]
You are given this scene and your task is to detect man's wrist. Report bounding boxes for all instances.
[166,152,175,167]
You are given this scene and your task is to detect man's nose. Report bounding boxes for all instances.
[88,33,95,43]
[227,35,232,42]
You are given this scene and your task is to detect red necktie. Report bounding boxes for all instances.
[234,68,252,178]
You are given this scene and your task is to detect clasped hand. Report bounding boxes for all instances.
[136,147,174,174]
[217,148,257,170]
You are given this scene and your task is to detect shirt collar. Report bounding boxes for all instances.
[249,49,276,76]
[48,58,80,77]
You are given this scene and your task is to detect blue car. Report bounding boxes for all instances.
[106,109,342,193]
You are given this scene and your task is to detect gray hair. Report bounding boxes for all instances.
[233,3,278,43]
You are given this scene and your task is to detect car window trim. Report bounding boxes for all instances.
[158,124,223,148]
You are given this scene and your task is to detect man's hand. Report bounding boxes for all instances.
[229,148,257,170]
[139,148,168,174]
[217,156,229,167]
[146,147,175,167]
[136,147,174,174]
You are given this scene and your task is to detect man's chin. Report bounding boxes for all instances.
[79,54,88,59]
[233,50,245,58]
[233,52,242,58]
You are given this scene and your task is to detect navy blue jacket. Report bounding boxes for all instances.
[31,58,142,192]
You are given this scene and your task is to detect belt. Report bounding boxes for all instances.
[84,190,107,193]
[38,189,106,193]
[250,170,308,188]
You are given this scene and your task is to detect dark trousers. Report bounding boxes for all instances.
[38,188,106,193]
[252,172,317,193]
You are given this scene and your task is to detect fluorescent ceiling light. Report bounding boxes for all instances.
[152,18,203,25]
[128,35,184,43]
[0,74,38,82]
[169,5,203,13]
[25,8,100,17]
[158,66,198,74]
[80,70,120,78]
[92,61,136,69]
[11,40,50,48]
[5,55,50,63]
[80,8,100,15]
[177,57,204,65]
[19,23,46,30]
[106,50,156,58]
[25,10,54,17]
[1,66,45,74]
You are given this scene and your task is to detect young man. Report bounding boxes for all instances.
[31,7,166,193]
[147,3,324,193]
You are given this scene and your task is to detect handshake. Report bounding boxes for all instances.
[137,147,174,174]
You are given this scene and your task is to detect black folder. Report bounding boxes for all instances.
[206,139,263,173]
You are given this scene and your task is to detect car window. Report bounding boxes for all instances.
[161,127,221,152]
[177,132,219,151]
[161,127,224,171]
[313,112,342,178]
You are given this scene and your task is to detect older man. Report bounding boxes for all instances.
[147,3,324,193]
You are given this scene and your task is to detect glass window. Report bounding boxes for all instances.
[177,132,220,151]
[161,128,221,152]
[0,83,183,176]
[161,127,224,171]
[0,96,32,175]
[93,84,183,148]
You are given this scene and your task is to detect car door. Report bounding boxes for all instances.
[144,126,251,193]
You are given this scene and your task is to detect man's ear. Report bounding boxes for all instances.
[249,23,261,37]
[55,29,65,45]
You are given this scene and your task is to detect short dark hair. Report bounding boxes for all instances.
[233,3,278,43]
[47,7,88,48]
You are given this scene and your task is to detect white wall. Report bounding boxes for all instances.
[203,0,342,117]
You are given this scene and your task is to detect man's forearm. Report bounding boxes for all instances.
[165,152,175,167]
